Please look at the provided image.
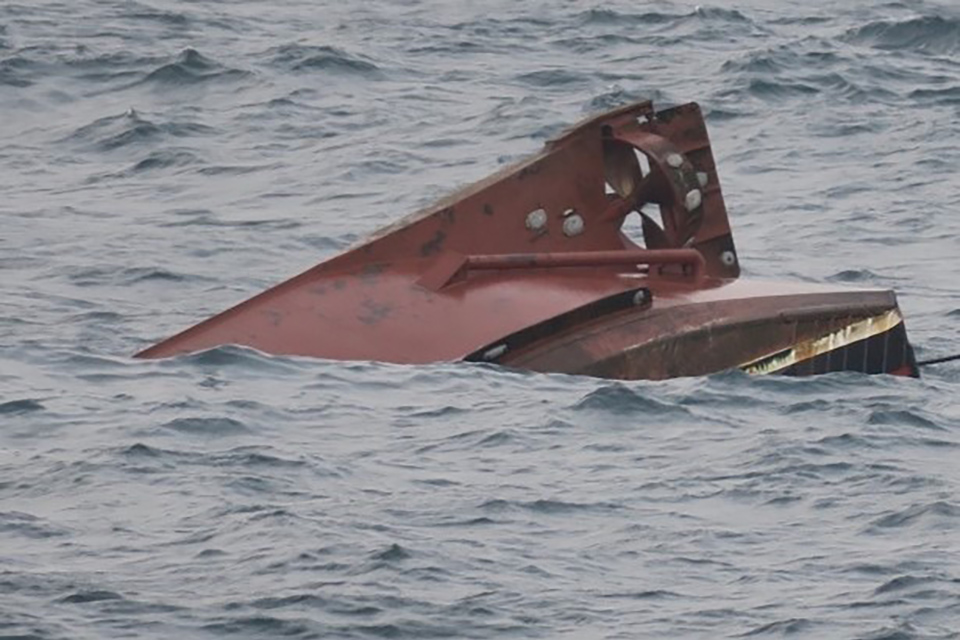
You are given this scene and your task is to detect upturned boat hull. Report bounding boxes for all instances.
[137,101,918,379]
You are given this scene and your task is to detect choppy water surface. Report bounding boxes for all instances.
[2,0,960,637]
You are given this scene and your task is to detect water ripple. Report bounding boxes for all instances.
[2,1,959,638]
[845,15,960,56]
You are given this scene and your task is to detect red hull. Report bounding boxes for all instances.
[137,101,918,379]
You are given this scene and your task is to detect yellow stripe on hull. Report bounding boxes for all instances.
[740,309,904,375]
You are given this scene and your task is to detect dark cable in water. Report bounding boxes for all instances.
[917,353,960,367]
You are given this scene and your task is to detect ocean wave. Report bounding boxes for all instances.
[0,511,69,539]
[266,43,383,76]
[874,574,938,595]
[718,40,919,105]
[157,416,252,436]
[65,50,162,84]
[2,46,247,92]
[0,398,45,415]
[868,500,960,530]
[585,84,661,112]
[168,345,310,375]
[909,85,960,106]
[68,265,194,287]
[128,149,202,172]
[577,8,686,27]
[62,109,215,152]
[868,408,944,431]
[125,8,190,28]
[740,618,818,636]
[479,498,620,514]
[573,383,692,417]
[579,6,754,28]
[134,48,250,88]
[844,15,960,56]
[0,52,37,87]
[720,44,844,75]
[201,615,319,638]
[57,589,125,604]
[514,68,592,88]
[827,268,880,283]
[744,78,820,99]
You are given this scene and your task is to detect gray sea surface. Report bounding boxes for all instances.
[2,0,960,638]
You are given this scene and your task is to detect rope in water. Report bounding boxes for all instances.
[917,353,960,367]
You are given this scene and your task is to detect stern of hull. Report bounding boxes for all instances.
[467,283,919,380]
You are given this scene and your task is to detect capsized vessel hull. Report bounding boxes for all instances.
[137,101,918,379]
